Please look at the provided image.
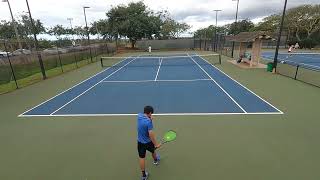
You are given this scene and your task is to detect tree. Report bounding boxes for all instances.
[161,18,176,39]
[107,1,156,47]
[253,4,320,48]
[18,14,46,37]
[74,26,87,41]
[105,1,189,47]
[38,38,53,49]
[286,4,320,41]
[144,13,163,39]
[228,19,254,35]
[0,20,15,39]
[194,25,228,38]
[90,19,120,41]
[161,18,190,39]
[49,25,68,40]
[253,15,281,33]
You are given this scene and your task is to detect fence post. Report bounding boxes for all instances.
[193,35,196,49]
[95,45,98,62]
[73,46,78,68]
[100,57,103,67]
[204,31,207,51]
[211,35,214,52]
[56,41,63,72]
[106,43,110,55]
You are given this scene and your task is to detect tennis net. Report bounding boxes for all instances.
[100,54,221,67]
[276,52,320,87]
[277,52,320,64]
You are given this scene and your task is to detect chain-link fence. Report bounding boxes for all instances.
[136,38,194,50]
[0,39,116,94]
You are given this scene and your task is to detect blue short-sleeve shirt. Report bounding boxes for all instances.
[137,113,153,143]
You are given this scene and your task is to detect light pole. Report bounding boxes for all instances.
[25,0,46,79]
[67,18,75,44]
[273,0,288,72]
[67,18,73,29]
[231,0,240,58]
[2,0,23,49]
[213,9,221,52]
[83,6,93,63]
[67,18,79,68]
[95,24,100,41]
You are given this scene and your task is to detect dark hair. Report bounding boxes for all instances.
[144,106,154,114]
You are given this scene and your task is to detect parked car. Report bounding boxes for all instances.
[73,45,88,51]
[43,48,68,55]
[12,49,32,56]
[0,50,12,57]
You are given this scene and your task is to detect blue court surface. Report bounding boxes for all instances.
[261,52,320,70]
[20,54,282,117]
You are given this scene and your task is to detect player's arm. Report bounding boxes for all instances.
[149,130,161,148]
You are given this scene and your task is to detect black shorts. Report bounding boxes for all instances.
[138,141,155,158]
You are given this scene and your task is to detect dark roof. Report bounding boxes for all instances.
[227,31,274,42]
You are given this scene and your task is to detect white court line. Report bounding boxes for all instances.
[19,111,283,117]
[154,58,163,81]
[158,79,211,82]
[188,53,247,113]
[18,56,134,117]
[49,56,139,115]
[198,55,283,114]
[101,79,211,83]
[102,80,155,83]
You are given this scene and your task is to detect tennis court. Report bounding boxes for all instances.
[20,53,281,117]
[261,52,320,69]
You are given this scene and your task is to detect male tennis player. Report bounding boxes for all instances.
[137,106,161,180]
[148,45,152,54]
[287,45,295,58]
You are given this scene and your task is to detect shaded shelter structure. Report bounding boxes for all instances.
[228,31,274,68]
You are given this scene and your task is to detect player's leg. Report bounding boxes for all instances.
[138,142,149,179]
[146,142,160,165]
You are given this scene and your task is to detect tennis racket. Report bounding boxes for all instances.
[157,130,177,149]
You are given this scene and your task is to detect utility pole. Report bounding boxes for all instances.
[83,6,93,63]
[273,0,288,72]
[213,10,222,52]
[231,0,240,58]
[2,0,23,49]
[67,18,76,45]
[25,0,46,79]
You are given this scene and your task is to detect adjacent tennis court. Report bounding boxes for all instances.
[261,52,320,69]
[20,53,281,116]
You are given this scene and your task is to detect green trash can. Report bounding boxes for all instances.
[267,62,274,72]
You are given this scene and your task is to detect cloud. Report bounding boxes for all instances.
[0,0,319,32]
[172,0,319,22]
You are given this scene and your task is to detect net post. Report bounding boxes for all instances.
[218,54,222,64]
[294,65,299,80]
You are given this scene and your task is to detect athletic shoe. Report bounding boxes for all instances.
[141,172,149,180]
[153,153,160,165]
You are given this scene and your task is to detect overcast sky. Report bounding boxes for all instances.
[0,0,319,33]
